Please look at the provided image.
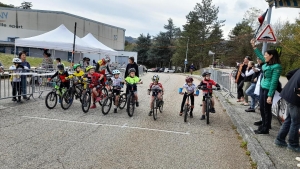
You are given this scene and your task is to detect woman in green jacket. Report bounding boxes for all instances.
[250,39,282,134]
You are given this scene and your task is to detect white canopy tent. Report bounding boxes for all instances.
[82,33,118,55]
[15,24,100,53]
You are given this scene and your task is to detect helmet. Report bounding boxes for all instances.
[128,68,136,73]
[57,64,64,70]
[73,64,81,70]
[112,69,121,75]
[104,56,111,63]
[86,65,95,72]
[152,74,159,82]
[202,72,211,77]
[12,58,22,63]
[185,76,193,83]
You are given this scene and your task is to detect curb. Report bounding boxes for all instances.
[182,74,276,169]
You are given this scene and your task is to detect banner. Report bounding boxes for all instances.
[267,0,300,8]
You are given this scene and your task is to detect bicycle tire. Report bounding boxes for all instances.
[102,97,112,115]
[45,91,58,109]
[98,87,108,106]
[184,105,188,122]
[153,98,158,121]
[127,94,135,117]
[206,99,210,124]
[118,93,127,109]
[82,91,91,113]
[61,88,74,110]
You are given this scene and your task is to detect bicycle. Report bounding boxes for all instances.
[149,87,164,121]
[45,79,67,109]
[126,82,141,117]
[102,85,127,115]
[61,76,84,110]
[81,79,91,113]
[201,87,219,124]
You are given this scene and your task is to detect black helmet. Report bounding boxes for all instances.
[202,72,211,77]
[57,64,64,70]
[128,68,136,73]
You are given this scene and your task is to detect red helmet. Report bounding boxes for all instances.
[185,76,193,83]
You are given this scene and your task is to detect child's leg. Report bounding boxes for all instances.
[202,100,206,115]
[211,96,215,108]
[190,95,194,112]
[150,96,154,109]
[17,82,21,100]
[12,82,17,99]
[115,95,119,106]
[134,92,138,101]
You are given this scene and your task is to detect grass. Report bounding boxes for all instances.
[0,53,70,69]
[240,141,248,149]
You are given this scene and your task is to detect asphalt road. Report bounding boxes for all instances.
[0,73,251,169]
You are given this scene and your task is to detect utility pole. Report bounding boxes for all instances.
[184,37,189,73]
[262,3,273,54]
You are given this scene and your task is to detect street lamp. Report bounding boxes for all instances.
[208,50,215,66]
[184,37,189,73]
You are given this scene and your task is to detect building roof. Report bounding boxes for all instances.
[0,7,126,31]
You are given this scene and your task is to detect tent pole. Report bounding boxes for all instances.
[72,22,77,67]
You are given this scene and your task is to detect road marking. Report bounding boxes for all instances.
[22,116,190,135]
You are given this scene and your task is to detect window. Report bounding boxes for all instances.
[114,35,118,40]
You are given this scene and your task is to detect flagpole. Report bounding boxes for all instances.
[262,3,273,54]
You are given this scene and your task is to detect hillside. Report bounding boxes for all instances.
[125,36,137,43]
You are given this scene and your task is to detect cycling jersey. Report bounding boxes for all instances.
[150,82,163,90]
[182,83,197,94]
[199,79,217,94]
[50,70,69,83]
[125,76,140,84]
[87,72,102,86]
[111,77,123,86]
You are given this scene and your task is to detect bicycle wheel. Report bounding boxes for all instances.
[82,91,91,113]
[153,98,158,121]
[98,87,108,106]
[206,99,210,124]
[102,97,112,115]
[45,91,58,109]
[159,99,164,113]
[184,105,188,122]
[61,88,74,110]
[127,94,135,117]
[119,93,127,109]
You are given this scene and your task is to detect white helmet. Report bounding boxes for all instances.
[112,69,121,75]
[12,58,22,63]
[152,74,159,82]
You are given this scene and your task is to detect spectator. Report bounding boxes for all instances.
[83,57,90,68]
[42,50,53,69]
[190,63,195,75]
[19,51,31,100]
[0,61,3,73]
[245,58,263,112]
[93,60,96,66]
[56,58,61,65]
[213,61,217,68]
[251,39,282,134]
[125,56,139,78]
[242,60,255,106]
[274,68,300,152]
[235,56,251,102]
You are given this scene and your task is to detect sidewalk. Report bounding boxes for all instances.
[187,71,299,169]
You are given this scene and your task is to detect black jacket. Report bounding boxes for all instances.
[251,64,263,83]
[125,62,139,78]
[280,68,300,106]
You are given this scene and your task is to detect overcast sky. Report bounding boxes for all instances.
[2,0,300,39]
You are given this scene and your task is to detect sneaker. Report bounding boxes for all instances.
[16,99,22,103]
[274,139,288,147]
[95,97,101,102]
[12,98,17,101]
[200,115,205,120]
[114,108,117,113]
[179,112,183,116]
[149,111,152,116]
[210,107,216,113]
[23,97,30,100]
[245,108,255,112]
[254,120,262,126]
[90,104,96,109]
[190,112,193,118]
[136,102,139,107]
[287,145,300,152]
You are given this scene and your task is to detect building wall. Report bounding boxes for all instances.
[0,7,125,50]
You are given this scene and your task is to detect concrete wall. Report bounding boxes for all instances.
[0,7,125,50]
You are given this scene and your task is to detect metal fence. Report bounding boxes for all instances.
[200,68,237,98]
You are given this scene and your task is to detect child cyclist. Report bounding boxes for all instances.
[85,66,104,109]
[125,68,143,107]
[198,72,221,120]
[65,64,87,98]
[179,76,198,118]
[148,74,164,116]
[111,69,125,113]
[48,64,70,102]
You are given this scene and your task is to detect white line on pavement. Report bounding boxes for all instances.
[22,116,190,135]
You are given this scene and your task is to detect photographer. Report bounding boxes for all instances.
[274,68,300,152]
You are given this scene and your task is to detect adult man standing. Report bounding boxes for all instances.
[274,68,300,152]
[19,51,31,100]
[189,63,195,75]
[125,57,139,78]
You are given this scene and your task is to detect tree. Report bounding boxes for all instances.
[21,1,32,9]
[124,40,135,51]
[133,33,152,65]
[0,2,14,8]
[243,7,263,30]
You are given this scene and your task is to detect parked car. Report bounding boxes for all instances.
[164,68,175,73]
[154,67,161,72]
[159,68,165,72]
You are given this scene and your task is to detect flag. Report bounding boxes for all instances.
[258,9,268,26]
